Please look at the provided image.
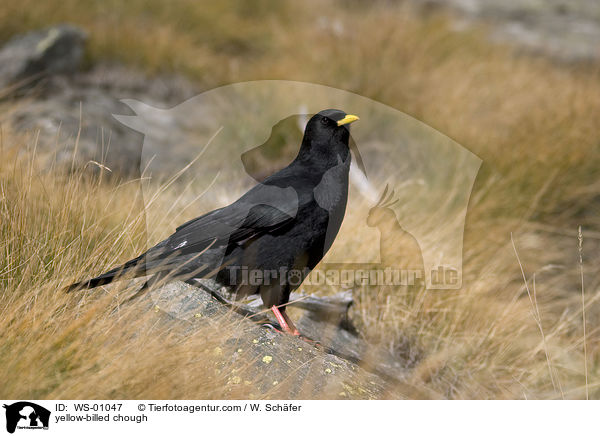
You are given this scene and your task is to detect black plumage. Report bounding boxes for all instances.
[65,109,359,335]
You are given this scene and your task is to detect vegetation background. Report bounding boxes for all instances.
[1,0,599,399]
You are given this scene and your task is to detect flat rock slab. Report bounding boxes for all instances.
[144,281,395,399]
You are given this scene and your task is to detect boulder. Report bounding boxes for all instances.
[142,280,422,398]
[148,281,387,398]
[0,24,87,91]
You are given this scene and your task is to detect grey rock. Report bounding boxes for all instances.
[0,24,87,91]
[144,280,417,396]
[8,88,143,176]
[4,63,199,176]
[193,281,421,380]
[147,281,390,399]
[0,26,201,176]
[413,0,600,62]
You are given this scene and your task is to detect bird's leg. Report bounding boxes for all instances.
[281,309,301,336]
[270,305,300,336]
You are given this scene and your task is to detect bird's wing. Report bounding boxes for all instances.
[160,183,301,255]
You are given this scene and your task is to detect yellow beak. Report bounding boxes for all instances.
[337,114,360,126]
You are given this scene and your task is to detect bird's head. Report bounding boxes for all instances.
[298,109,359,167]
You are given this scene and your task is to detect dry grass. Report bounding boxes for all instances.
[1,1,600,399]
[0,133,303,399]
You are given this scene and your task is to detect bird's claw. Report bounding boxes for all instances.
[257,323,324,350]
[298,335,323,348]
[261,322,281,333]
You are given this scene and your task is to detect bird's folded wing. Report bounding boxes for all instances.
[160,184,300,256]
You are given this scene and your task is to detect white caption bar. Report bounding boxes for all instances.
[0,400,595,436]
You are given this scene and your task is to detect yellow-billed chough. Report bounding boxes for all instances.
[65,109,359,335]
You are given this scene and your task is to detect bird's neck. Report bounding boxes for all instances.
[294,138,351,173]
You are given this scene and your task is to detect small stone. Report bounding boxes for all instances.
[273,381,278,385]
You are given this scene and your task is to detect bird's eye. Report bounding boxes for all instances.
[321,117,330,126]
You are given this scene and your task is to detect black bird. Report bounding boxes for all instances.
[65,109,359,335]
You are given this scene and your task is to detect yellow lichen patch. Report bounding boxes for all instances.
[341,383,356,396]
[252,339,259,344]
[325,368,332,374]
[212,347,223,356]
[229,376,241,384]
[262,355,273,364]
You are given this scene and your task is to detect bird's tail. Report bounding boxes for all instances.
[63,254,148,292]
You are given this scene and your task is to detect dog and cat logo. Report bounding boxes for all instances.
[3,402,50,433]
[116,81,481,292]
